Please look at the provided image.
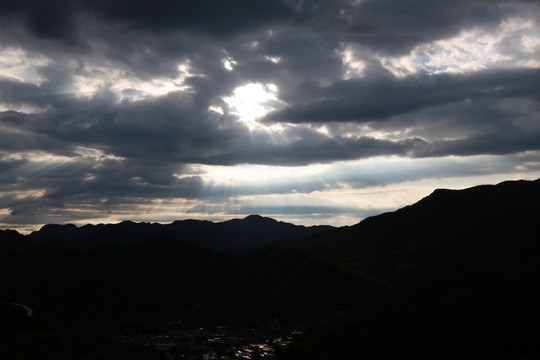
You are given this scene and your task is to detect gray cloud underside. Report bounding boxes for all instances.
[2,64,540,167]
[264,68,540,124]
[1,66,540,212]
[1,1,537,85]
[0,0,532,50]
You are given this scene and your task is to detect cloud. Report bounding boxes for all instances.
[1,0,540,229]
[342,0,515,54]
[0,0,295,40]
[0,79,43,106]
[263,68,540,124]
[0,82,420,167]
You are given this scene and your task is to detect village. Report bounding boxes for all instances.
[110,321,303,360]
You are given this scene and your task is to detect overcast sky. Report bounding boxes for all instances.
[1,0,540,232]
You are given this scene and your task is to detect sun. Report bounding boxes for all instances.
[223,82,285,127]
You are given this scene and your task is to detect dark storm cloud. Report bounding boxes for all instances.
[2,0,533,56]
[2,64,540,171]
[0,0,295,40]
[343,0,516,55]
[0,76,423,225]
[0,87,418,166]
[0,0,75,40]
[414,131,540,158]
[0,79,43,106]
[198,133,421,166]
[264,68,540,124]
[89,0,295,36]
[2,0,536,105]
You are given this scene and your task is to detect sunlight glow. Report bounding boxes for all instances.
[198,154,540,201]
[265,55,281,63]
[222,57,237,70]
[186,154,540,227]
[208,105,224,115]
[200,163,331,187]
[223,82,286,126]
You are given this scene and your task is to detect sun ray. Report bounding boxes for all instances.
[222,82,286,129]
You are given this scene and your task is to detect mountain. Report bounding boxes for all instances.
[0,236,230,317]
[302,178,540,258]
[22,215,334,252]
[283,178,540,359]
[0,229,27,252]
[0,235,381,328]
[221,247,381,320]
[165,214,334,252]
[2,178,540,359]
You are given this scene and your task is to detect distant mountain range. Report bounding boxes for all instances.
[0,214,334,253]
[1,178,540,359]
[3,178,538,256]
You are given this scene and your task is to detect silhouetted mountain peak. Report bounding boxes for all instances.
[30,223,78,241]
[243,214,279,224]
[304,178,540,258]
[39,223,78,232]
[171,219,213,225]
[0,229,27,252]
[0,229,23,237]
[118,220,136,225]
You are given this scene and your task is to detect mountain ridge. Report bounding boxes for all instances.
[1,214,334,253]
[2,178,540,359]
[299,177,540,258]
[2,178,539,254]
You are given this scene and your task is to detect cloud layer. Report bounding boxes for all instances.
[1,0,540,230]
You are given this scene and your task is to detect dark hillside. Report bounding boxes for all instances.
[284,179,540,359]
[1,178,539,359]
[0,236,379,325]
[0,236,232,319]
[221,247,383,320]
[0,229,27,252]
[303,178,540,258]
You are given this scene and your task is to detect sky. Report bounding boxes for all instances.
[1,0,540,233]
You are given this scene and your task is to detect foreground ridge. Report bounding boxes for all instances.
[1,178,539,359]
